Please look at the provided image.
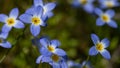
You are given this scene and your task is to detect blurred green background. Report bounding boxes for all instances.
[0,0,120,68]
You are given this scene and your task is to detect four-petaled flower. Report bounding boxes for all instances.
[0,32,11,48]
[19,6,45,36]
[0,8,25,33]
[72,0,95,13]
[40,37,66,56]
[99,0,119,8]
[95,8,117,28]
[36,54,68,68]
[89,34,111,60]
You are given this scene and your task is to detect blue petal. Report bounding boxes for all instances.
[54,48,66,56]
[52,62,60,68]
[0,41,11,48]
[106,10,115,18]
[44,3,56,13]
[94,8,103,16]
[34,0,43,6]
[19,14,32,23]
[47,12,54,18]
[50,40,61,48]
[89,46,98,55]
[96,18,105,26]
[84,4,94,13]
[107,20,117,28]
[34,6,43,17]
[9,8,19,19]
[36,55,43,64]
[30,24,40,36]
[100,49,111,60]
[0,14,8,23]
[101,38,110,48]
[0,32,9,39]
[14,20,24,28]
[60,61,68,68]
[40,47,52,56]
[25,7,35,15]
[41,56,52,63]
[2,24,12,33]
[40,38,50,47]
[91,34,100,45]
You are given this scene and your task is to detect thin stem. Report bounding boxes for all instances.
[83,56,90,68]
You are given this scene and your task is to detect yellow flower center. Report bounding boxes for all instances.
[101,14,110,22]
[7,18,15,26]
[51,54,60,62]
[96,43,104,51]
[32,17,41,25]
[105,1,114,8]
[47,46,55,52]
[79,0,87,5]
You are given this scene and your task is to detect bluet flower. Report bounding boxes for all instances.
[72,0,95,13]
[81,61,92,68]
[67,60,81,68]
[0,8,24,33]
[95,8,117,28]
[19,6,45,36]
[89,34,111,60]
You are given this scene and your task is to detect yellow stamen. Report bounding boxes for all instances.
[32,17,41,25]
[79,0,87,5]
[101,14,110,22]
[96,43,104,51]
[51,54,60,62]
[47,46,55,52]
[7,18,15,26]
[105,1,114,8]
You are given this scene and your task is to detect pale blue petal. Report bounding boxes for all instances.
[84,4,94,13]
[0,32,9,39]
[50,40,61,48]
[41,56,52,63]
[0,14,8,23]
[54,48,66,56]
[30,24,40,36]
[106,10,115,18]
[36,55,43,64]
[44,3,56,12]
[101,38,110,48]
[34,0,43,6]
[107,20,117,28]
[40,47,52,56]
[100,49,111,60]
[0,41,11,48]
[52,63,60,68]
[25,7,35,15]
[96,18,105,26]
[61,61,68,68]
[14,20,24,28]
[2,24,12,33]
[94,8,103,16]
[9,8,19,19]
[72,0,80,7]
[89,46,98,56]
[34,6,43,17]
[40,38,50,48]
[19,14,32,23]
[91,34,100,45]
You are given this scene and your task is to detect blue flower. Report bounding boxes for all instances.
[0,32,11,48]
[39,37,66,56]
[98,0,119,8]
[19,6,45,36]
[89,34,111,60]
[72,0,95,13]
[36,54,68,68]
[26,0,56,20]
[95,8,117,28]
[81,61,92,68]
[67,60,81,68]
[0,8,25,33]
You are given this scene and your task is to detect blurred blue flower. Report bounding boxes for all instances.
[36,54,68,68]
[95,8,117,28]
[0,32,11,48]
[26,0,56,20]
[72,0,95,13]
[0,8,24,33]
[39,37,66,56]
[67,60,81,68]
[81,61,92,68]
[19,6,45,36]
[89,34,111,60]
[98,0,119,9]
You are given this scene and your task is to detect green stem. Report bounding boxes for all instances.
[83,56,90,68]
